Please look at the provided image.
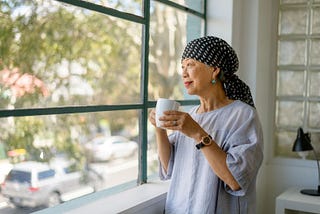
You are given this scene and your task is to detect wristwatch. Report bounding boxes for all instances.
[196,135,212,150]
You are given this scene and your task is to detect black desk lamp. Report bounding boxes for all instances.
[292,127,320,196]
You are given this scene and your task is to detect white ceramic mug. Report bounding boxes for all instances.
[155,98,180,128]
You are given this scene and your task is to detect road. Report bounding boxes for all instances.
[0,153,158,214]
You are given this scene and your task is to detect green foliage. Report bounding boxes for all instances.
[4,117,42,161]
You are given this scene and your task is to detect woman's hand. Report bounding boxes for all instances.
[159,110,206,141]
[148,109,157,127]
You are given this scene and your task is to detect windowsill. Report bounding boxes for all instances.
[35,180,170,214]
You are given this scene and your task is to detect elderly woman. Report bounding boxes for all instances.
[149,36,263,214]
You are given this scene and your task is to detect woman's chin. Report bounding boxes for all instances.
[186,90,196,95]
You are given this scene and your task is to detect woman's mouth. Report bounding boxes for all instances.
[184,81,193,88]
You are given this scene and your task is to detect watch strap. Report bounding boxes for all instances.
[195,135,212,150]
[196,142,205,150]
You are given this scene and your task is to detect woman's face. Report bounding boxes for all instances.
[181,58,213,95]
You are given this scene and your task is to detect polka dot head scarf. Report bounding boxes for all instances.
[181,36,255,108]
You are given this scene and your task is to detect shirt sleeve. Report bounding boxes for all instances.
[225,110,264,196]
[159,131,178,180]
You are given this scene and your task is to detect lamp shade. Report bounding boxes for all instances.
[292,127,313,152]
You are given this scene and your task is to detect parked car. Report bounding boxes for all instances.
[1,159,103,208]
[84,135,138,162]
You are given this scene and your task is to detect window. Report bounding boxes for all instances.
[38,169,56,180]
[275,0,320,158]
[6,170,31,184]
[0,0,205,211]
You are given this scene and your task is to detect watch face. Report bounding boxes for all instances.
[203,136,211,145]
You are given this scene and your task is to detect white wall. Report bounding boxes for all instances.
[207,0,320,214]
[206,0,233,43]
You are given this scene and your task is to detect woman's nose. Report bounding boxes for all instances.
[182,67,188,78]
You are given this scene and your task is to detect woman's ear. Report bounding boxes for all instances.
[212,67,221,78]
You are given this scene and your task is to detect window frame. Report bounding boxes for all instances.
[0,0,206,185]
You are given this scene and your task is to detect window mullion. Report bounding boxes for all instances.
[138,0,151,185]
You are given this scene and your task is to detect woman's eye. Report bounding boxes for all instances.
[182,61,195,69]
[189,61,196,66]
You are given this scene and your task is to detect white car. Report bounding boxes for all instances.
[85,136,138,162]
[1,160,103,208]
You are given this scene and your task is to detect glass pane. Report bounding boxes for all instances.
[0,1,142,110]
[0,110,139,212]
[171,0,204,13]
[309,102,320,128]
[276,130,320,159]
[311,7,320,34]
[148,2,204,101]
[275,131,297,157]
[309,71,320,96]
[310,39,320,65]
[277,0,320,159]
[277,70,305,96]
[277,100,304,126]
[279,8,308,34]
[278,40,306,65]
[311,132,320,155]
[83,0,143,16]
[147,119,158,178]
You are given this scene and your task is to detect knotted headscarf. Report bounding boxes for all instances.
[181,36,255,108]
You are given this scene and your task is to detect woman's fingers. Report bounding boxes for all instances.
[148,109,156,126]
[159,111,186,130]
[160,111,202,138]
[159,110,181,120]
